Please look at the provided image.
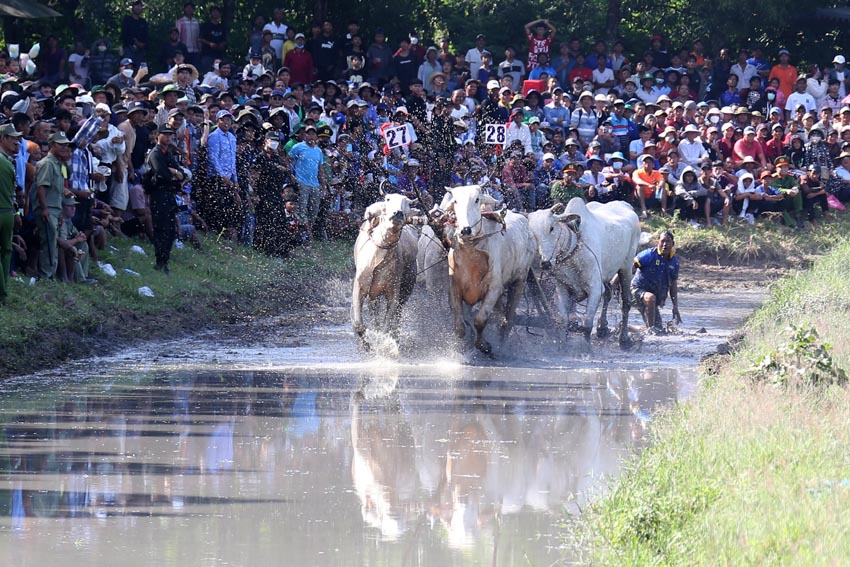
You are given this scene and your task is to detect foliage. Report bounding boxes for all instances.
[754,324,847,387]
[5,0,849,75]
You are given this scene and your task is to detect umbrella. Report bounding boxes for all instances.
[0,0,62,18]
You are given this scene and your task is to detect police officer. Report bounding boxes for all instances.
[0,123,22,301]
[145,124,185,274]
[34,131,75,280]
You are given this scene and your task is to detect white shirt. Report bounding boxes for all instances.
[263,22,288,60]
[592,68,615,94]
[505,122,532,154]
[68,53,89,84]
[465,48,485,70]
[730,63,758,87]
[677,138,708,166]
[785,91,816,113]
[93,123,126,165]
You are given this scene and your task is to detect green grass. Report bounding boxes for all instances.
[576,238,850,566]
[641,212,850,266]
[0,236,352,375]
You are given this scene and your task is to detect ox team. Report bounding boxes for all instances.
[351,186,680,353]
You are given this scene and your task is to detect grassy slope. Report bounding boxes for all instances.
[581,238,850,565]
[641,213,850,266]
[0,237,352,376]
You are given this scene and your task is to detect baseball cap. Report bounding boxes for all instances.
[542,152,555,161]
[0,124,22,137]
[744,126,756,135]
[486,79,500,90]
[49,131,73,144]
[119,58,134,67]
[834,55,846,65]
[215,109,232,120]
[778,48,790,56]
[295,33,305,39]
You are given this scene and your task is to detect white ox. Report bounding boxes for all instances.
[445,185,536,354]
[528,198,640,346]
[352,194,419,348]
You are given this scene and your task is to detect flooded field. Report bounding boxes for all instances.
[0,287,762,566]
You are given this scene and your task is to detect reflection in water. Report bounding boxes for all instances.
[0,366,682,566]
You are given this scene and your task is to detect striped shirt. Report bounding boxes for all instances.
[176,16,201,53]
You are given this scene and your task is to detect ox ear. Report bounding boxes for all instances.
[559,213,581,233]
[550,202,566,216]
[479,193,497,205]
[364,202,386,221]
[441,189,455,211]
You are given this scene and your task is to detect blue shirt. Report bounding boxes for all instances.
[207,128,238,183]
[529,65,556,80]
[632,247,679,301]
[288,141,323,187]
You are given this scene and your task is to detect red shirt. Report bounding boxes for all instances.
[569,66,592,84]
[527,34,554,69]
[284,48,314,85]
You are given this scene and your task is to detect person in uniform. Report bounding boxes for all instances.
[252,131,291,256]
[34,131,74,280]
[631,230,682,334]
[145,124,185,274]
[56,196,92,283]
[0,123,22,301]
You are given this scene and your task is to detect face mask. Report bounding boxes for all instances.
[410,37,418,45]
[709,115,720,123]
[767,93,775,101]
[666,135,675,143]
[268,140,279,150]
[345,144,352,152]
[810,135,822,144]
[122,68,133,78]
[612,161,622,170]
[98,45,107,52]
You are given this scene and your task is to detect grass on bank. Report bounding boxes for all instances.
[577,238,850,565]
[0,236,352,373]
[641,211,850,266]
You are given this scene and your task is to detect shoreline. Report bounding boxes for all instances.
[575,238,850,565]
[0,238,351,379]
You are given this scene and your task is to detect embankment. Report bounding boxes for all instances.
[0,238,351,378]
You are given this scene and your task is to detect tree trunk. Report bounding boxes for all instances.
[605,0,622,42]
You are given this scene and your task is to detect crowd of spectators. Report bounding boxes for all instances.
[2,2,850,299]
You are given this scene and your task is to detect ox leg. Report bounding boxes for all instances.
[386,292,402,341]
[352,277,369,350]
[583,285,603,343]
[500,276,527,342]
[449,278,467,343]
[473,288,503,354]
[618,267,633,349]
[597,282,612,339]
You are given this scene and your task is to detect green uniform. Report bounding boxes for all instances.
[771,174,803,227]
[58,214,89,283]
[34,153,67,279]
[550,180,586,204]
[0,151,15,300]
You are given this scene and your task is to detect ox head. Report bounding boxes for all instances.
[528,202,581,270]
[442,185,497,243]
[365,194,414,231]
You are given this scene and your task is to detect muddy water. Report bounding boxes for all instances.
[0,288,762,566]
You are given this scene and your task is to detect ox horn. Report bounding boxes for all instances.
[550,202,566,215]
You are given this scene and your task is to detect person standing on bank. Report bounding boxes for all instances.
[34,132,75,280]
[145,125,185,274]
[631,230,682,334]
[0,124,22,302]
[288,125,325,242]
